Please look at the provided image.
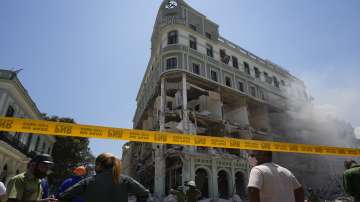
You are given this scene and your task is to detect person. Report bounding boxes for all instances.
[173,186,185,202]
[185,180,201,202]
[0,181,6,202]
[58,152,149,202]
[343,160,360,202]
[56,166,87,202]
[6,153,58,202]
[164,189,177,202]
[247,150,304,202]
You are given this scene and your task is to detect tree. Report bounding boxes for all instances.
[44,115,95,189]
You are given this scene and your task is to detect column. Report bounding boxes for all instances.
[154,78,166,197]
[231,161,236,197]
[211,158,218,199]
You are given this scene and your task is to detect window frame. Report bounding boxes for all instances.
[243,62,250,75]
[210,70,218,82]
[206,44,213,58]
[225,76,232,87]
[166,57,178,70]
[192,63,200,75]
[189,35,197,50]
[232,56,239,69]
[167,30,178,45]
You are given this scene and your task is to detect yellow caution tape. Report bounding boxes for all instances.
[0,117,359,157]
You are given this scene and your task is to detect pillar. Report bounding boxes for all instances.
[211,158,219,199]
[154,77,166,197]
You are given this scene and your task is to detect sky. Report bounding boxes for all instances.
[0,0,359,158]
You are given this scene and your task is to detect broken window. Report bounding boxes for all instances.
[205,32,212,39]
[5,106,15,117]
[225,76,232,87]
[281,80,285,86]
[206,44,213,58]
[254,67,261,78]
[211,70,218,82]
[232,56,239,69]
[220,49,230,64]
[273,76,279,88]
[243,62,250,75]
[189,35,197,50]
[166,57,177,69]
[167,30,178,45]
[190,24,197,31]
[250,86,256,97]
[192,63,200,75]
[166,101,173,110]
[195,104,200,112]
[238,81,244,92]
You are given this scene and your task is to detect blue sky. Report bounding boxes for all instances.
[0,0,359,158]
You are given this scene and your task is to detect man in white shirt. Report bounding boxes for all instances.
[247,150,304,202]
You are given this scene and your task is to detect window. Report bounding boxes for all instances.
[167,30,178,45]
[220,49,230,64]
[206,44,213,58]
[211,70,218,82]
[273,76,279,88]
[167,101,173,110]
[244,62,250,75]
[192,63,200,75]
[195,104,200,112]
[232,56,239,69]
[205,32,212,39]
[254,67,261,78]
[225,77,232,87]
[281,80,285,86]
[190,24,197,31]
[238,81,244,92]
[264,72,272,84]
[166,57,177,69]
[5,106,15,117]
[250,86,256,97]
[189,36,197,50]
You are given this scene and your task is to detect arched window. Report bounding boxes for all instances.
[195,168,209,198]
[218,170,229,199]
[168,30,178,45]
[235,171,246,199]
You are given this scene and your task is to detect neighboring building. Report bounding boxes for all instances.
[0,69,56,183]
[123,0,310,200]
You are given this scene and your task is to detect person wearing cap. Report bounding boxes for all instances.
[6,154,57,202]
[55,166,87,202]
[185,180,201,202]
[343,160,360,202]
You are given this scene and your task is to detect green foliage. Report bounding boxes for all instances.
[44,115,95,187]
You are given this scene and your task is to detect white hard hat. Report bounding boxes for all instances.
[187,180,196,187]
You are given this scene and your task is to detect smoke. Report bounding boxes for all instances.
[270,73,359,199]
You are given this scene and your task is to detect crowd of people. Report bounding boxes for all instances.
[0,150,359,202]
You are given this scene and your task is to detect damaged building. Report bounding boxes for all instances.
[122,0,312,200]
